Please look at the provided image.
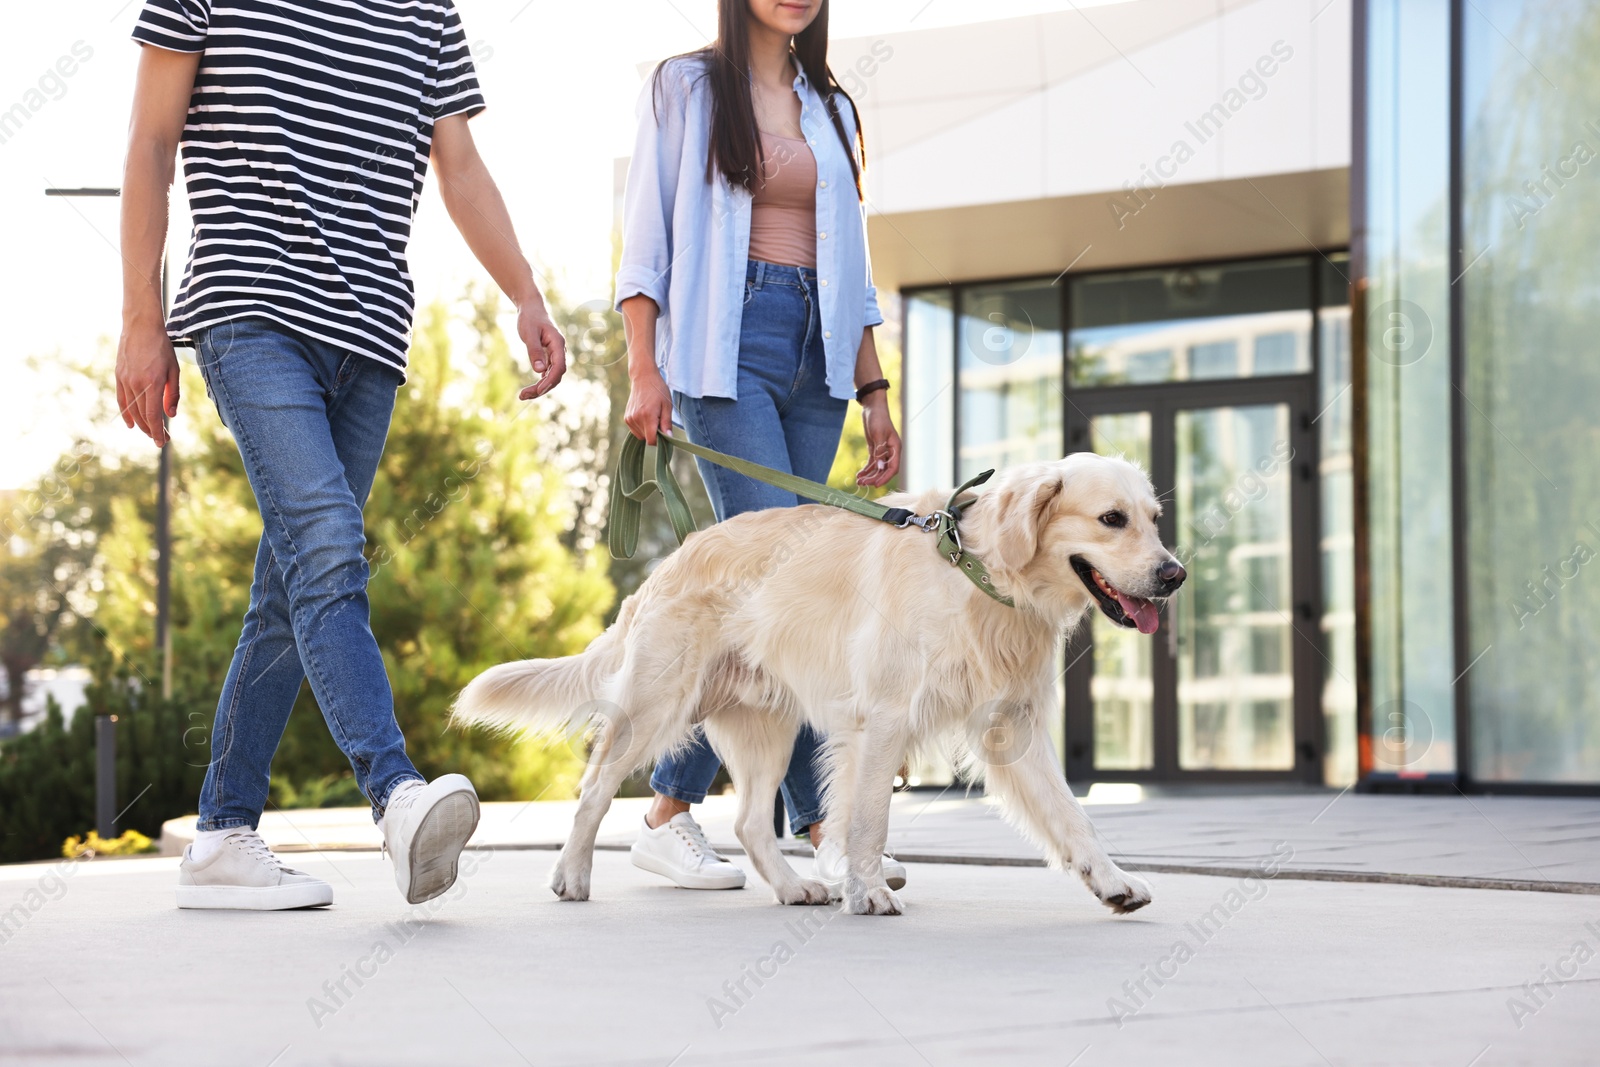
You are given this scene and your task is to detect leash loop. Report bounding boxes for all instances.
[607,431,1014,607]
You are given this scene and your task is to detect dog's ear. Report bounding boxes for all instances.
[990,473,1065,571]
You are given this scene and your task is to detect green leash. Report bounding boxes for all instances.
[608,432,1014,607]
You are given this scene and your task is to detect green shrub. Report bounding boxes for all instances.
[0,676,206,865]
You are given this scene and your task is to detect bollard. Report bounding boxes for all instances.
[96,714,117,838]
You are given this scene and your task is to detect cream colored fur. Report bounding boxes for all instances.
[453,453,1180,915]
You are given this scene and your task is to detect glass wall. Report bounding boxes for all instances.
[1461,1,1600,782]
[1361,0,1458,776]
[901,253,1355,784]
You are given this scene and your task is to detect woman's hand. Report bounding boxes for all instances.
[625,366,674,444]
[856,393,901,488]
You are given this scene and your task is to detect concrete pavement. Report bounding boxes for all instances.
[5,789,1600,1066]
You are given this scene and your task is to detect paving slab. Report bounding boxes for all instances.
[2,848,1598,1067]
[159,788,1600,892]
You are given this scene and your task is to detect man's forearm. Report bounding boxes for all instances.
[121,134,173,328]
[438,155,542,309]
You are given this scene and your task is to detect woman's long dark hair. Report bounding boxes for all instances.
[654,0,864,197]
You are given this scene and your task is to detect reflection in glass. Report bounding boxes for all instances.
[1174,404,1295,770]
[957,282,1063,482]
[1363,0,1457,775]
[1462,2,1600,781]
[903,291,954,494]
[1088,412,1153,771]
[1070,259,1312,386]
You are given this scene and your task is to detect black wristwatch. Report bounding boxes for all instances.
[856,378,890,404]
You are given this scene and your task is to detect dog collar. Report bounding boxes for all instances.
[927,471,1014,608]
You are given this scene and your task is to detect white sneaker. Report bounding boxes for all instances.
[176,829,333,910]
[630,813,746,889]
[380,775,480,905]
[813,838,907,893]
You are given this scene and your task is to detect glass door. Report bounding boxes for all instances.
[1065,381,1321,783]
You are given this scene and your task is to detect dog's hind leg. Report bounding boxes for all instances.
[840,713,909,916]
[549,720,642,902]
[706,712,830,906]
[982,710,1152,915]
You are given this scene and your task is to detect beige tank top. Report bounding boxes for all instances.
[749,131,818,269]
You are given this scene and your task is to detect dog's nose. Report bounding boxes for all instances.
[1156,560,1186,590]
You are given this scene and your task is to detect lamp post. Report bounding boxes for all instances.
[46,185,174,836]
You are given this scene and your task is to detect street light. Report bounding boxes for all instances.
[45,185,174,837]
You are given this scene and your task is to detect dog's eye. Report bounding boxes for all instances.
[1099,510,1127,529]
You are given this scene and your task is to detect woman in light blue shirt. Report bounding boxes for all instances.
[616,0,905,894]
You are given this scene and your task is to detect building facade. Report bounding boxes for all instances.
[840,0,1598,790]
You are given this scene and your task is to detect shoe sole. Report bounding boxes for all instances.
[404,787,481,905]
[176,883,333,911]
[630,847,746,890]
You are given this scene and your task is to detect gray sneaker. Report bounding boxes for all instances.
[176,830,333,910]
[380,775,480,904]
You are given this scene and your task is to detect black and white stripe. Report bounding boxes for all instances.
[134,0,484,374]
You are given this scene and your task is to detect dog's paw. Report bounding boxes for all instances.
[549,863,590,902]
[774,879,833,906]
[1091,868,1152,915]
[843,879,903,916]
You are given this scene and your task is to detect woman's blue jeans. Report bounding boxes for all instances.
[193,317,423,829]
[655,259,849,835]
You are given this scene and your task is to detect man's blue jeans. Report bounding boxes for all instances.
[659,260,849,835]
[194,317,422,829]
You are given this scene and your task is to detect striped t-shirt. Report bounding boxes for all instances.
[132,0,485,375]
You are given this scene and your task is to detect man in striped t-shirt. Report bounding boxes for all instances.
[117,0,566,910]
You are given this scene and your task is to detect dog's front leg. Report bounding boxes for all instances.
[982,712,1152,915]
[840,715,908,916]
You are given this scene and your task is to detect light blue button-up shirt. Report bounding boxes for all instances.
[614,55,883,401]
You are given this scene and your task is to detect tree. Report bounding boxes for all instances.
[0,440,134,729]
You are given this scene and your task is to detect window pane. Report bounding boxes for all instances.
[1363,0,1458,776]
[1462,1,1600,782]
[903,291,954,494]
[1174,404,1296,771]
[957,282,1063,482]
[1069,259,1312,386]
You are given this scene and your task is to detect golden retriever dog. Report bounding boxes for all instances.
[452,453,1184,916]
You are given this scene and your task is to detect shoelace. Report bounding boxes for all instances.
[672,820,725,866]
[228,829,292,872]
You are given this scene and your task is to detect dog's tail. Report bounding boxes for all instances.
[451,627,625,740]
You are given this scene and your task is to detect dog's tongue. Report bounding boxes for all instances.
[1116,592,1161,634]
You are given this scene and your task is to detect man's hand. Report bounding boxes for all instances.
[516,298,567,401]
[856,393,902,488]
[116,316,181,447]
